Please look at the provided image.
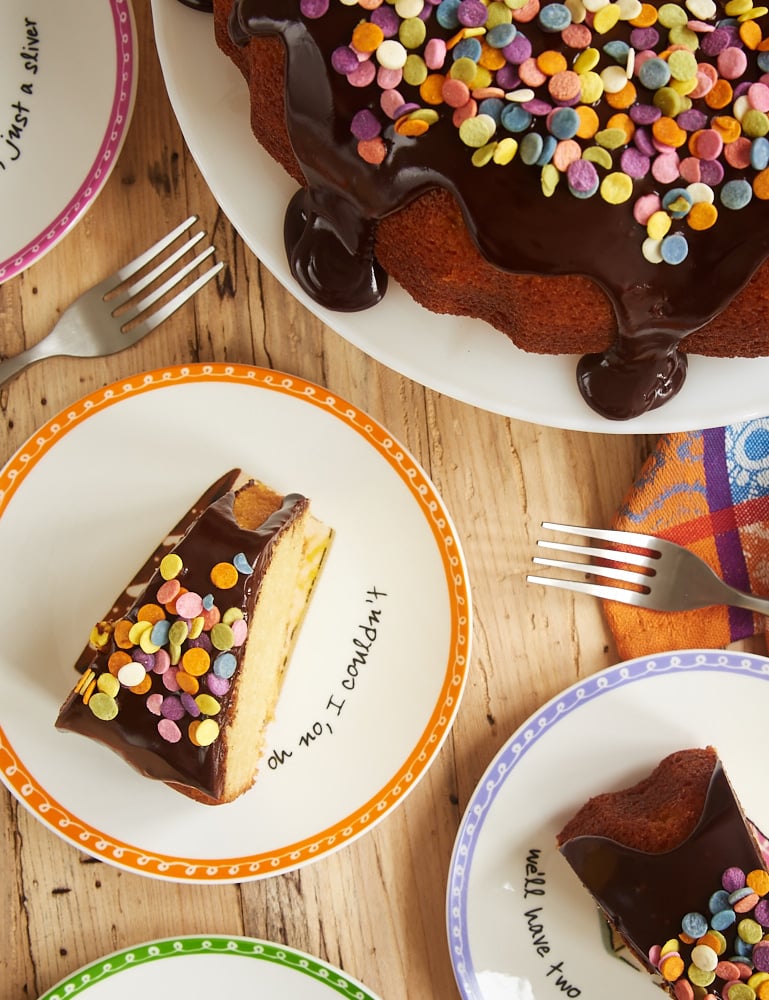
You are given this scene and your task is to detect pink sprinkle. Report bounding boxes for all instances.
[424,37,446,70]
[718,46,748,81]
[381,87,406,118]
[724,136,752,169]
[376,66,402,89]
[690,69,715,99]
[146,693,163,716]
[749,82,769,113]
[156,579,180,604]
[651,151,681,184]
[452,99,478,127]
[518,57,547,88]
[347,60,377,88]
[157,718,181,743]
[442,77,471,108]
[679,156,703,183]
[633,193,662,224]
[512,0,541,23]
[162,667,180,692]
[153,648,171,675]
[231,618,248,646]
[692,128,723,161]
[175,591,203,619]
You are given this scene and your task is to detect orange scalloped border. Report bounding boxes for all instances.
[0,364,471,881]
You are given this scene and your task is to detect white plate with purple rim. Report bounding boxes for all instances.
[151,0,769,434]
[0,0,137,284]
[37,935,383,999]
[446,649,769,999]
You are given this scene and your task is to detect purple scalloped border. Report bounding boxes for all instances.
[446,649,769,1000]
[0,0,137,283]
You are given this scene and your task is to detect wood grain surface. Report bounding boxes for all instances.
[0,4,718,999]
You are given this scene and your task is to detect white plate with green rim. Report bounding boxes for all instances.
[0,0,137,283]
[151,0,769,434]
[37,935,382,999]
[0,363,471,882]
[447,649,769,999]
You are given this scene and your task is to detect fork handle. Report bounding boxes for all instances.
[0,341,58,388]
[726,587,769,617]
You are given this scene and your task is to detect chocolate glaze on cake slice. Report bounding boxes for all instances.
[558,748,769,998]
[57,470,333,805]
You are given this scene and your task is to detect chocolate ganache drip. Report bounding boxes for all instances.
[223,0,769,419]
[560,761,766,988]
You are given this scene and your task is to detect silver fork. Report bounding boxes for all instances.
[0,216,224,387]
[527,522,769,615]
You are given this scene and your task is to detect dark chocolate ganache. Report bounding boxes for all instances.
[212,0,769,419]
[560,760,769,996]
[57,479,307,802]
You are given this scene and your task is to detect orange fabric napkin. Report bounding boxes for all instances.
[604,420,769,661]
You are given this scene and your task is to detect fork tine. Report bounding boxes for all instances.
[109,229,207,308]
[540,521,662,553]
[105,216,200,290]
[119,246,217,323]
[531,555,651,587]
[122,259,224,341]
[536,538,653,569]
[526,573,648,605]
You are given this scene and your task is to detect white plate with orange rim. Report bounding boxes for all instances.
[38,935,383,999]
[151,0,769,435]
[0,363,470,882]
[0,0,137,284]
[447,649,769,999]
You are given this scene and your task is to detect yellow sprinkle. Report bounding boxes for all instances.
[647,209,672,238]
[493,137,518,163]
[574,47,600,73]
[600,171,633,204]
[541,162,559,196]
[160,553,183,581]
[579,71,604,103]
[471,142,497,166]
[583,145,613,169]
[195,694,222,716]
[189,718,220,748]
[593,2,622,32]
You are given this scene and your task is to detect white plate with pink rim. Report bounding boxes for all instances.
[37,935,383,999]
[0,363,471,883]
[447,649,769,1000]
[151,0,769,434]
[0,0,137,284]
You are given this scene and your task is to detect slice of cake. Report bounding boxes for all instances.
[56,470,333,805]
[558,748,769,998]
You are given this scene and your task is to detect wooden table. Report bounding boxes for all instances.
[0,4,707,998]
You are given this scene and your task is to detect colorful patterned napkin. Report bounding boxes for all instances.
[604,419,769,661]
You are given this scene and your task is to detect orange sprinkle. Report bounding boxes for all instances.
[572,105,598,138]
[605,80,638,110]
[182,646,211,677]
[548,69,582,102]
[740,19,763,48]
[395,116,430,136]
[652,116,687,147]
[537,49,568,75]
[420,73,446,105]
[351,22,384,53]
[758,35,769,50]
[82,677,97,705]
[705,78,734,109]
[479,41,506,71]
[512,0,540,22]
[630,2,658,25]
[176,671,200,695]
[129,674,153,695]
[445,28,467,50]
[137,602,166,624]
[113,619,134,650]
[108,650,132,676]
[606,112,635,141]
[357,137,386,165]
[712,115,742,143]
[552,138,582,171]
[74,668,96,695]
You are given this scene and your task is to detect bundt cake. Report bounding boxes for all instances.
[180,0,769,420]
[558,747,769,998]
[56,469,333,805]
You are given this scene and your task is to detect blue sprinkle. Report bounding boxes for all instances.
[202,593,215,611]
[638,57,671,90]
[548,106,580,140]
[487,23,516,48]
[536,134,557,166]
[734,937,754,957]
[478,97,505,124]
[603,40,630,65]
[436,0,461,29]
[709,889,731,914]
[721,178,752,210]
[520,131,544,164]
[538,2,572,31]
[660,233,689,265]
[151,619,171,646]
[662,187,693,218]
[501,104,533,133]
[453,37,483,62]
[758,50,769,73]
[711,908,737,931]
[752,135,769,171]
[213,651,238,679]
[233,552,253,574]
[681,911,708,938]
